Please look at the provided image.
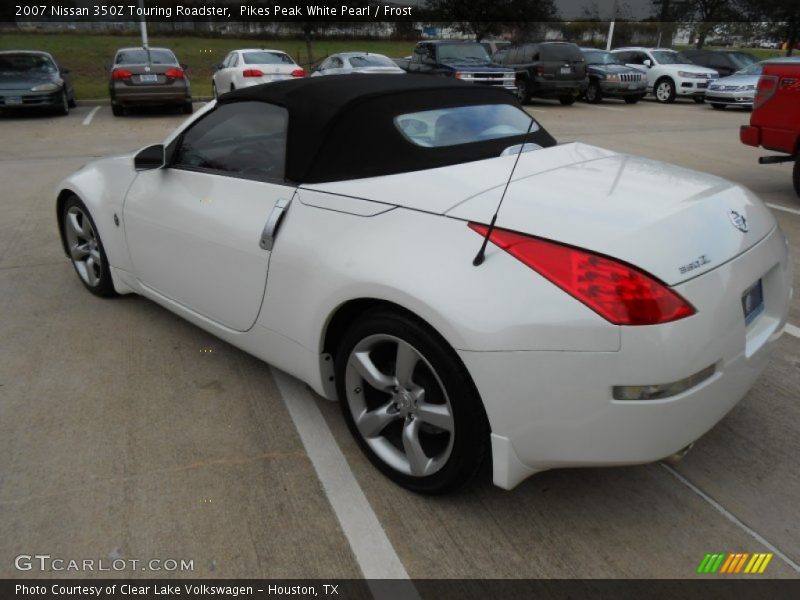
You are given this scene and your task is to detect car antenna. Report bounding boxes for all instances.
[473,116,535,266]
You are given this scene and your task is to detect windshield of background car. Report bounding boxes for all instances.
[243,51,294,65]
[651,50,692,65]
[394,104,538,148]
[349,55,396,67]
[582,50,621,65]
[540,44,583,61]
[0,54,57,74]
[730,53,758,68]
[115,49,177,65]
[737,62,763,76]
[437,44,491,64]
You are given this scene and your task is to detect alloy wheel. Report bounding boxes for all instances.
[64,206,103,287]
[656,82,673,102]
[344,334,455,477]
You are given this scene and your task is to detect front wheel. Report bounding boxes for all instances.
[654,78,676,103]
[56,90,69,116]
[515,79,529,104]
[585,81,602,103]
[62,196,117,297]
[793,158,800,198]
[558,94,576,106]
[335,310,489,494]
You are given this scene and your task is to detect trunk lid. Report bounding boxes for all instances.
[307,143,775,286]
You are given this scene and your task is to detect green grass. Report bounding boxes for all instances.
[0,33,417,99]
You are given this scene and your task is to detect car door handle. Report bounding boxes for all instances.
[259,197,291,251]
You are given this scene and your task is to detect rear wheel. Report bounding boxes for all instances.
[558,94,576,106]
[654,77,676,103]
[710,103,725,110]
[182,101,194,114]
[335,309,489,494]
[111,102,124,117]
[61,196,116,297]
[623,96,640,104]
[793,158,800,198]
[585,81,602,103]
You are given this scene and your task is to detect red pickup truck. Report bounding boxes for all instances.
[740,58,800,197]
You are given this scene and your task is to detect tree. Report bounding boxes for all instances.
[425,0,558,41]
[740,0,800,55]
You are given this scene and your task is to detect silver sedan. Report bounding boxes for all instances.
[706,57,798,110]
[312,52,406,76]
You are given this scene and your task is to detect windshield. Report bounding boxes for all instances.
[730,53,758,69]
[0,54,57,74]
[243,51,294,65]
[395,104,539,148]
[651,50,692,65]
[737,62,763,76]
[582,50,621,65]
[348,54,396,68]
[437,44,491,64]
[115,49,177,65]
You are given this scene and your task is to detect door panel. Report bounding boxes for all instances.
[123,169,293,331]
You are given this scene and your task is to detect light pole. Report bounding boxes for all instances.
[138,0,149,49]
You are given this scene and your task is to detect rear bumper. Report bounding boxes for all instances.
[111,82,190,105]
[461,226,792,489]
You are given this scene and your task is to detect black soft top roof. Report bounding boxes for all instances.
[218,74,555,183]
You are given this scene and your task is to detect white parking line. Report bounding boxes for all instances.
[785,323,800,339]
[767,203,800,217]
[82,106,101,126]
[661,463,800,573]
[271,368,418,593]
[585,104,626,112]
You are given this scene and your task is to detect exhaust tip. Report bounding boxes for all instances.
[663,443,694,465]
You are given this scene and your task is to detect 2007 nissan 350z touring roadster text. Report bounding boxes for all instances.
[56,75,792,494]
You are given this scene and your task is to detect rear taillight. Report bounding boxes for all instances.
[535,65,545,77]
[468,223,696,326]
[164,67,185,79]
[242,69,264,78]
[111,69,132,80]
[754,74,778,109]
[291,68,306,78]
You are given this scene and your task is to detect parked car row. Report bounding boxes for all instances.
[0,50,75,115]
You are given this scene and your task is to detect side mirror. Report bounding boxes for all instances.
[643,59,652,68]
[134,144,165,171]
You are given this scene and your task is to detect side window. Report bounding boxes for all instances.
[222,53,233,68]
[230,54,239,68]
[331,57,343,68]
[630,52,646,65]
[319,58,330,70]
[172,101,289,183]
[411,47,423,64]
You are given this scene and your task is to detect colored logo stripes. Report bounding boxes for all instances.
[697,552,773,574]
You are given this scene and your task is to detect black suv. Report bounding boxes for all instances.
[493,41,587,104]
[683,49,758,77]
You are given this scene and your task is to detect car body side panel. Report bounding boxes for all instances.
[257,192,621,358]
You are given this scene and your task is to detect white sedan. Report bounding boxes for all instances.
[312,52,406,76]
[212,48,305,98]
[56,75,792,494]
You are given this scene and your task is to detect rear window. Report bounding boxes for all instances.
[540,44,583,61]
[243,51,294,65]
[394,104,539,148]
[348,55,396,68]
[116,49,177,65]
[0,54,57,73]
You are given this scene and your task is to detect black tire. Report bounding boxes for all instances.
[111,102,124,117]
[793,158,800,198]
[56,90,69,116]
[710,103,725,110]
[68,93,76,108]
[335,309,489,495]
[515,78,529,104]
[654,77,676,103]
[182,101,194,114]
[585,81,602,103]
[558,94,576,106]
[623,96,640,104]
[693,96,705,104]
[61,196,117,298]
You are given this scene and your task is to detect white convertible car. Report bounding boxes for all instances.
[56,75,792,494]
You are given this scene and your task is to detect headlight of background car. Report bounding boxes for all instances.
[605,74,620,82]
[677,71,708,79]
[31,82,61,92]
[454,72,474,80]
[739,84,755,91]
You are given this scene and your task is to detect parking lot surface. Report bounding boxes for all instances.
[1,97,799,580]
